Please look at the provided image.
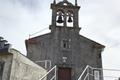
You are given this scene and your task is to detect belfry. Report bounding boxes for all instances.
[50,0,80,33]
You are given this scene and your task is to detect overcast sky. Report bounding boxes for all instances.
[0,0,120,78]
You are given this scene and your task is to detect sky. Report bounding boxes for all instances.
[0,0,120,79]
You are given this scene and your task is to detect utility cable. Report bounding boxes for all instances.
[29,27,49,38]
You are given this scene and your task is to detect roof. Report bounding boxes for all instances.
[79,35,105,49]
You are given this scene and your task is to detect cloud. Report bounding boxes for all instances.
[5,0,42,11]
[0,0,51,54]
[80,0,120,44]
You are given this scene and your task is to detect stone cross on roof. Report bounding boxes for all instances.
[75,0,77,5]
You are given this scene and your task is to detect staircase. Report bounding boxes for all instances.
[38,65,120,80]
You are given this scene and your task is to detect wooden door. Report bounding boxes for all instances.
[58,67,71,80]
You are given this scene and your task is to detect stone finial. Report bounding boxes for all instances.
[53,0,56,4]
[75,0,78,6]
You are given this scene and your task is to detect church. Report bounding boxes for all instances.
[0,0,105,80]
[26,0,105,80]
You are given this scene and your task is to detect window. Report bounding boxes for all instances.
[93,70,100,80]
[62,39,71,49]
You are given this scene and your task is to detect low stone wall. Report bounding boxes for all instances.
[0,49,47,80]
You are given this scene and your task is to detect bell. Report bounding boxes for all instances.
[57,15,64,23]
[68,16,72,23]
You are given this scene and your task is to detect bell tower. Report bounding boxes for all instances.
[49,0,81,33]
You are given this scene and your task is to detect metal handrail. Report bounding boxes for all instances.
[84,73,89,80]
[78,65,103,80]
[78,65,120,80]
[77,65,98,80]
[39,65,57,80]
[50,75,55,80]
[78,65,89,80]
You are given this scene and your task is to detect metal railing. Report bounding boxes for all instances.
[78,65,103,80]
[78,65,120,80]
[38,64,120,80]
[78,65,90,80]
[39,65,57,80]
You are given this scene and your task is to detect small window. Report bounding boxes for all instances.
[98,54,101,58]
[93,70,100,80]
[62,39,71,49]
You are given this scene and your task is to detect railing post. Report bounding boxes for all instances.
[55,66,57,80]
[45,60,47,69]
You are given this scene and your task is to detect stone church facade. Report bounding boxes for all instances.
[25,0,105,80]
